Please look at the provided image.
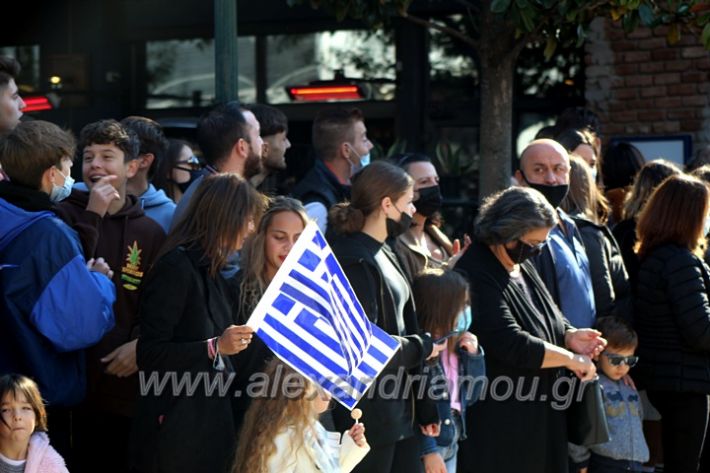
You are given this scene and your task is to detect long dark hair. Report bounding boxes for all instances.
[153,138,193,201]
[159,173,266,276]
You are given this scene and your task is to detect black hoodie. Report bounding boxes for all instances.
[55,189,166,416]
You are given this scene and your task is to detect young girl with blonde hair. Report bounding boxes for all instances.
[233,359,369,473]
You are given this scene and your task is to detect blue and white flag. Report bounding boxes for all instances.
[247,222,400,409]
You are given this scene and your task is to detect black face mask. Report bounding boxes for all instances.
[415,185,443,217]
[520,172,569,208]
[386,205,414,238]
[505,240,545,264]
[173,169,202,193]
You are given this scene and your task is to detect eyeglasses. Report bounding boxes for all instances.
[604,353,639,367]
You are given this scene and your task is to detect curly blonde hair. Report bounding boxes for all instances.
[232,359,320,473]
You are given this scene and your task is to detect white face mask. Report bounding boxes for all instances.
[49,168,74,203]
[590,167,598,182]
[704,214,710,237]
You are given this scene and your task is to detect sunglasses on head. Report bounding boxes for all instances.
[604,353,639,367]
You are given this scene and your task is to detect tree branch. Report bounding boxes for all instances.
[403,13,479,50]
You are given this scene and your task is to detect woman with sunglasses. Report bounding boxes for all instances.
[634,174,710,473]
[453,186,605,473]
[153,138,202,204]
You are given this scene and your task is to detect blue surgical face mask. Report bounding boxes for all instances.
[454,305,472,333]
[590,167,598,182]
[348,145,370,177]
[50,169,74,203]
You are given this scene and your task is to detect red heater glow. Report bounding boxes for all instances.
[23,96,53,113]
[288,85,363,102]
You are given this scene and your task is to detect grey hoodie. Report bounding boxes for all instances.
[569,373,650,465]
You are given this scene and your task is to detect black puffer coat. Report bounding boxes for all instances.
[634,243,710,394]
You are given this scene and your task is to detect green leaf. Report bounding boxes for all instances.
[677,3,690,15]
[491,0,512,14]
[702,23,710,49]
[544,36,558,60]
[638,3,655,26]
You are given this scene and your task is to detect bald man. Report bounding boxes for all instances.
[515,139,596,329]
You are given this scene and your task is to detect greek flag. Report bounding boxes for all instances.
[247,222,400,409]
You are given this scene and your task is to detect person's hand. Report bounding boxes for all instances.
[422,452,447,473]
[621,373,637,390]
[102,339,138,377]
[347,423,367,448]
[567,353,596,382]
[448,234,472,267]
[458,332,479,354]
[579,468,588,473]
[217,325,254,355]
[87,257,113,279]
[427,341,447,360]
[451,234,472,255]
[420,422,441,437]
[86,175,120,217]
[565,329,607,358]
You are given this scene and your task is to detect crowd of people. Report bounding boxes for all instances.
[3,52,710,473]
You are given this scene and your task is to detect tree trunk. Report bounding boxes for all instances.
[477,5,523,198]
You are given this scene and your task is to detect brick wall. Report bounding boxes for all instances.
[585,17,710,159]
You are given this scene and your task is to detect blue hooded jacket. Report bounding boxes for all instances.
[0,198,116,406]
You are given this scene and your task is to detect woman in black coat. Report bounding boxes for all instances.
[612,159,680,290]
[129,174,264,473]
[327,161,438,473]
[454,187,606,473]
[634,174,710,473]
